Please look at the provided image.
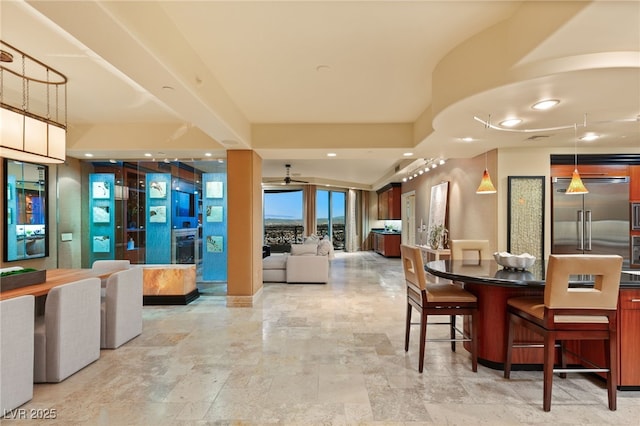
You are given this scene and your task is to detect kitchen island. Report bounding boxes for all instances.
[425,259,640,390]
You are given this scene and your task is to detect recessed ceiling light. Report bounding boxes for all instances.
[109,159,117,163]
[205,152,212,157]
[532,99,560,110]
[84,153,93,157]
[144,153,152,157]
[462,137,473,142]
[403,152,413,157]
[580,133,599,142]
[500,118,522,127]
[327,152,336,157]
[162,85,175,91]
[316,65,331,72]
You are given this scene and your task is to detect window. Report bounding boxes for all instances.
[317,189,346,250]
[263,189,304,253]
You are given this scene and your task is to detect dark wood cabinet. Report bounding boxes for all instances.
[631,165,640,201]
[377,183,401,220]
[619,289,640,388]
[372,232,401,257]
[576,288,640,389]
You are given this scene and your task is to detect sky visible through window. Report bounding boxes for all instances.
[264,190,302,220]
[264,190,344,221]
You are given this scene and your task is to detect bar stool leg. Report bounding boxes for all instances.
[504,314,514,379]
[405,303,412,352]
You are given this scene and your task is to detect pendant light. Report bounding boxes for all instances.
[565,122,588,194]
[476,153,497,194]
[476,116,497,194]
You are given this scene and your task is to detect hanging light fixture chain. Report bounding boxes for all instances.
[22,52,28,112]
[46,68,50,120]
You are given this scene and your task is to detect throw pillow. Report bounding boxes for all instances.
[317,239,332,256]
[304,234,320,244]
[290,244,318,256]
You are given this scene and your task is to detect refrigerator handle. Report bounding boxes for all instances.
[585,210,592,251]
[577,210,584,251]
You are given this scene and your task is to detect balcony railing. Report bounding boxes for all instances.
[264,223,345,253]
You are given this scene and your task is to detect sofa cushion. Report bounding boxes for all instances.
[263,254,288,269]
[290,244,318,256]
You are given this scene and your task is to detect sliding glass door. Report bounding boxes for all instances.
[317,189,346,250]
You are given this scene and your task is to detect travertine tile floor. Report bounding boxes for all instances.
[6,251,639,425]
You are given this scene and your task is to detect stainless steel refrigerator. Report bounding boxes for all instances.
[552,177,630,267]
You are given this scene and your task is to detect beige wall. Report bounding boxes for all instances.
[55,158,84,269]
[402,151,499,253]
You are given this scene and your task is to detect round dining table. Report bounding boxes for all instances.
[424,259,640,370]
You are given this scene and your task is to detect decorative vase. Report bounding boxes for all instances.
[429,234,441,250]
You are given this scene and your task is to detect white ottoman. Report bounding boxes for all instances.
[263,255,287,282]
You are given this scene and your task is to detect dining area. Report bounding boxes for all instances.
[401,240,640,413]
[0,262,142,417]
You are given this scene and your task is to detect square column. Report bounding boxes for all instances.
[226,150,263,306]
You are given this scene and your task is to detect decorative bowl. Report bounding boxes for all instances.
[493,252,536,271]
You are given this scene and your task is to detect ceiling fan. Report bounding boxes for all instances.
[265,164,308,185]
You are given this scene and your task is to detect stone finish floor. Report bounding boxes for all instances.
[5,251,639,425]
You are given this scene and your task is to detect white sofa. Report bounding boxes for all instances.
[263,237,333,284]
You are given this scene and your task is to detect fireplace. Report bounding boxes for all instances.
[171,228,197,264]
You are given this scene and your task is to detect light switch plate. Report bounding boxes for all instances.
[60,233,72,241]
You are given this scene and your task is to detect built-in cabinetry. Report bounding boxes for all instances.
[372,231,401,257]
[93,162,203,265]
[631,166,640,267]
[619,289,640,388]
[122,169,146,264]
[577,288,640,390]
[377,183,401,220]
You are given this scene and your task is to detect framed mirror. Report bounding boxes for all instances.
[3,158,49,261]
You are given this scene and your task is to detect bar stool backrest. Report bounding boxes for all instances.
[401,244,427,291]
[450,240,491,262]
[544,254,622,310]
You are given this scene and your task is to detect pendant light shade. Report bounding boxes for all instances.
[0,41,67,164]
[476,168,497,194]
[566,122,588,195]
[566,168,589,194]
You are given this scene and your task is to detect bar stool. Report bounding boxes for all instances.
[448,239,489,351]
[401,244,478,373]
[503,254,623,411]
[449,239,491,263]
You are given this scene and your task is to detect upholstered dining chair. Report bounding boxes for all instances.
[33,278,101,383]
[1,295,34,415]
[91,259,131,274]
[503,254,623,411]
[101,267,143,349]
[401,244,478,373]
